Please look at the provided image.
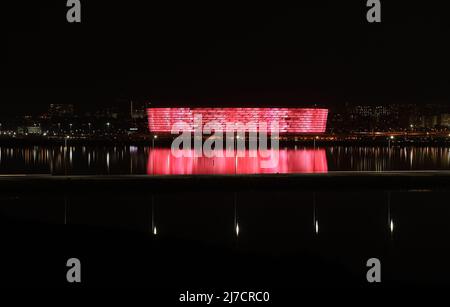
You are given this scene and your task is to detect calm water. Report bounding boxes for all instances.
[3,186,450,286]
[2,145,450,286]
[1,145,450,174]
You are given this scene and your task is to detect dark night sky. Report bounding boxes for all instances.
[2,1,450,115]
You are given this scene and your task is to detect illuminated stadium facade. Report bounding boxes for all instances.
[147,107,328,134]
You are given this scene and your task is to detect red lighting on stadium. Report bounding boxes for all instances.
[147,108,328,133]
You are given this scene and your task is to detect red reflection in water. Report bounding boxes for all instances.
[147,149,328,175]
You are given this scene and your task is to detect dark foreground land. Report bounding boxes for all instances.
[1,172,450,294]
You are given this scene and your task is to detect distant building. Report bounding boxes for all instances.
[17,125,42,135]
[417,114,450,129]
[409,104,450,129]
[346,104,400,131]
[130,101,147,119]
[49,104,74,117]
[94,107,119,119]
[440,114,450,128]
[353,105,373,117]
[26,126,42,135]
[352,105,396,119]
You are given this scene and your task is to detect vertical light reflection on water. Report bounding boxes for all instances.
[106,152,110,173]
[151,194,157,236]
[313,192,318,235]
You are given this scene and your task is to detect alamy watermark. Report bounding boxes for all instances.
[66,257,81,283]
[66,0,81,23]
[66,1,381,24]
[366,0,381,23]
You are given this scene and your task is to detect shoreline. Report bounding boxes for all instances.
[1,135,450,147]
[0,171,449,194]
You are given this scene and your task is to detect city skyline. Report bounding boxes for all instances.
[3,102,450,136]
